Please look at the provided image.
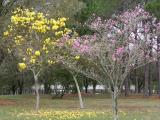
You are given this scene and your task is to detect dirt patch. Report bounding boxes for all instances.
[122,94,160,99]
[0,99,16,105]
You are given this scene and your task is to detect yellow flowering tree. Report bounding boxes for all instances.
[3,7,71,112]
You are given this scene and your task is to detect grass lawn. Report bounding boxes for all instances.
[0,94,159,120]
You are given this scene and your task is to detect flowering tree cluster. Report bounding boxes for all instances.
[61,6,160,120]
[3,8,72,112]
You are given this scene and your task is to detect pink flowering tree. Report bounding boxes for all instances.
[61,6,160,120]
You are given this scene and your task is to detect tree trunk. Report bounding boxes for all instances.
[149,63,152,96]
[44,82,50,94]
[157,36,160,97]
[84,79,89,93]
[73,75,84,109]
[11,80,16,95]
[111,87,119,120]
[124,78,129,96]
[18,72,24,95]
[11,85,16,95]
[144,64,149,96]
[93,81,97,93]
[34,75,40,112]
[135,77,139,93]
[158,60,160,97]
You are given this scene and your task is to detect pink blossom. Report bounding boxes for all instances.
[112,54,116,61]
[144,24,150,33]
[116,47,124,56]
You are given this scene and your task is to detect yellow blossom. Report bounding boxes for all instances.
[35,51,41,56]
[55,31,63,36]
[27,48,32,55]
[60,17,67,22]
[75,56,80,60]
[30,58,36,64]
[18,63,27,70]
[52,25,59,30]
[22,58,26,61]
[44,38,51,44]
[3,31,9,36]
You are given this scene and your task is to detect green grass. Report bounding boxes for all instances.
[0,94,159,120]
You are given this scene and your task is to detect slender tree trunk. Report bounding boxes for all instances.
[149,63,152,96]
[44,82,50,94]
[157,36,160,97]
[18,72,24,95]
[111,86,119,120]
[34,75,40,112]
[84,79,89,93]
[134,67,139,93]
[138,82,142,93]
[158,59,160,97]
[135,77,139,93]
[85,86,88,93]
[11,85,16,95]
[125,78,129,96]
[93,81,97,93]
[73,75,84,109]
[144,64,149,96]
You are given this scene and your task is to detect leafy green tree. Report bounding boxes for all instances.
[145,0,160,19]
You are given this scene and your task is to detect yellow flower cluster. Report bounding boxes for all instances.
[47,60,55,65]
[3,31,9,36]
[18,63,27,71]
[3,7,74,71]
[26,48,32,55]
[75,55,80,60]
[8,8,71,35]
[14,35,24,45]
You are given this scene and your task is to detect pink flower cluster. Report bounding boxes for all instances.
[116,47,125,56]
[72,34,96,53]
[112,47,125,61]
[120,6,150,24]
[70,6,159,64]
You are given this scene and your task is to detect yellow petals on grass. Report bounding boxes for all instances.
[16,110,104,120]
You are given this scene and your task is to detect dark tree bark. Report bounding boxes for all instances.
[11,81,17,95]
[157,36,160,97]
[138,82,143,93]
[44,81,51,94]
[124,78,129,96]
[144,64,149,96]
[0,49,4,65]
[92,81,97,93]
[83,79,89,93]
[135,77,139,93]
[18,72,24,95]
[148,65,152,96]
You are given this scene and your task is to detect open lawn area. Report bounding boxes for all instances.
[0,94,159,120]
